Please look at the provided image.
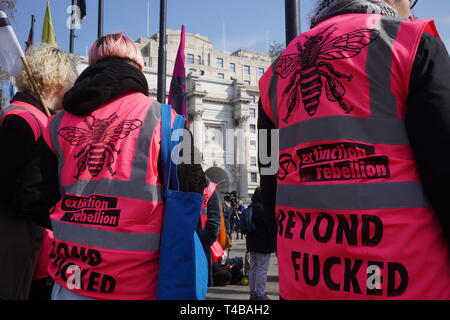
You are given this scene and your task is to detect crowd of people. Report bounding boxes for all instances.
[1,0,450,300]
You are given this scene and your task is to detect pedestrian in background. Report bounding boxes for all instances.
[245,187,275,300]
[232,203,244,240]
[223,202,232,238]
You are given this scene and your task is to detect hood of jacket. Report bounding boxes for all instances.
[62,58,149,116]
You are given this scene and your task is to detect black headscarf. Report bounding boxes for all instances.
[311,0,400,28]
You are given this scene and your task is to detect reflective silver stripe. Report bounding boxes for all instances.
[64,179,163,202]
[366,17,401,118]
[52,220,160,251]
[50,112,66,196]
[277,182,431,210]
[269,57,281,126]
[279,116,409,150]
[130,101,161,180]
[0,105,43,136]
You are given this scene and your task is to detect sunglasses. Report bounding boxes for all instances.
[410,0,418,9]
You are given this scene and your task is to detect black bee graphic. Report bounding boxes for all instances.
[59,113,143,179]
[275,25,380,122]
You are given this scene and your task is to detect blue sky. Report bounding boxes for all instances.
[7,0,450,56]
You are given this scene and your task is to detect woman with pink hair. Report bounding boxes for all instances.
[20,33,206,300]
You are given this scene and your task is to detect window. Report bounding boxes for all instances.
[217,73,225,79]
[249,108,256,118]
[216,57,224,68]
[187,54,194,64]
[250,124,256,134]
[244,80,251,86]
[250,140,257,151]
[250,173,258,183]
[258,68,265,77]
[243,65,250,75]
[250,157,257,166]
[230,63,236,72]
[200,70,205,76]
[197,55,202,65]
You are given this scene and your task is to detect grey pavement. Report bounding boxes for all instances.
[206,237,279,300]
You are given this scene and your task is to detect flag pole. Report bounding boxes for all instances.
[98,0,104,38]
[69,0,75,53]
[20,56,51,117]
[157,0,167,103]
[285,0,300,45]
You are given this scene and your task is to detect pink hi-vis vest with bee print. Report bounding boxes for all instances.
[259,14,450,300]
[44,93,173,300]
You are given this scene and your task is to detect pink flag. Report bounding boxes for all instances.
[168,25,187,117]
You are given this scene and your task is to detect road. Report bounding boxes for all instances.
[206,238,279,300]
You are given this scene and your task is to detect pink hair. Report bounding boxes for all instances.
[89,33,144,71]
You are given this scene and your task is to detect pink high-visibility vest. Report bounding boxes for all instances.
[0,100,53,281]
[1,100,47,141]
[259,14,450,299]
[44,93,171,300]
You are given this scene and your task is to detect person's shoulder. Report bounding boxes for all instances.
[251,202,264,212]
[1,114,34,137]
[416,32,449,61]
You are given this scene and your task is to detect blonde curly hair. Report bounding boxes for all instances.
[16,45,78,98]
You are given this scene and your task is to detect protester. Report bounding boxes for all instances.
[259,0,450,299]
[18,33,192,300]
[0,45,76,300]
[245,187,275,300]
[178,141,222,287]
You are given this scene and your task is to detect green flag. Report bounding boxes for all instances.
[41,0,57,46]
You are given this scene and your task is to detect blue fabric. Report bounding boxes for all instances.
[157,104,208,300]
[51,283,94,300]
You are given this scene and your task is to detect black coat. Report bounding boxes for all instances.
[245,190,276,254]
[0,93,57,300]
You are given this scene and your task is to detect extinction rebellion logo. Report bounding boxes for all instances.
[279,142,390,182]
[61,194,120,227]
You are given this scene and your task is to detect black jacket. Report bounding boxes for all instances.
[245,188,276,254]
[259,32,450,246]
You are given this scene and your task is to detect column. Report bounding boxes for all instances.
[236,116,249,199]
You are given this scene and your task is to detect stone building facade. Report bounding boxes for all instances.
[78,29,272,202]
